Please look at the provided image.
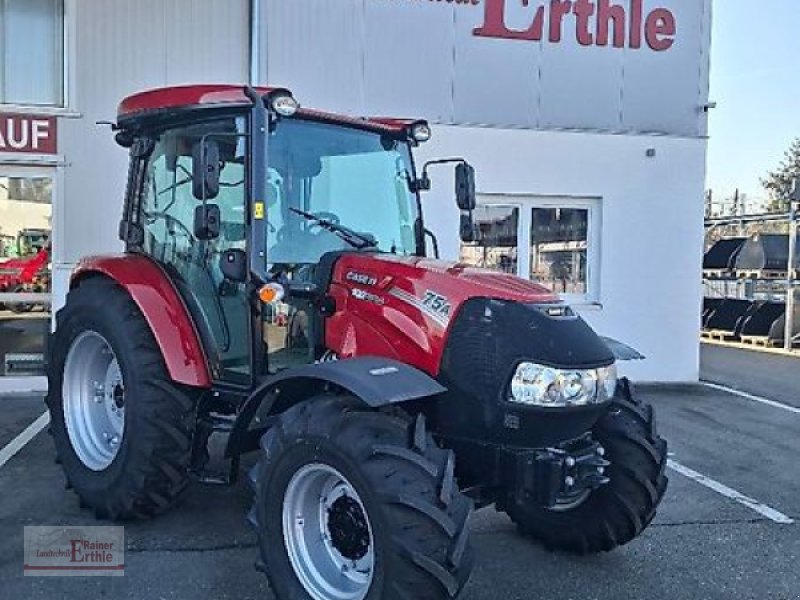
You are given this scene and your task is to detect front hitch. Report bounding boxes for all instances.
[508,434,610,509]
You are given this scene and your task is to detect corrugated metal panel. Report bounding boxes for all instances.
[264,0,710,138]
[59,0,248,264]
[620,0,709,134]
[265,0,366,116]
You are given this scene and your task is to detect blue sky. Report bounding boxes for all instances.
[706,0,800,204]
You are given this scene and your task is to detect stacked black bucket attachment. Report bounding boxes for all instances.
[702,234,799,348]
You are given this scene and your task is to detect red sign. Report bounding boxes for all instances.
[383,0,677,51]
[0,114,57,155]
[474,0,676,51]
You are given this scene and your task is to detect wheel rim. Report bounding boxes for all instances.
[282,463,375,600]
[62,331,125,471]
[548,488,592,512]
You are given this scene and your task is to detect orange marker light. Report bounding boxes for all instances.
[258,283,285,305]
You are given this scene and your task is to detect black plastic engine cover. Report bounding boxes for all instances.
[435,298,615,450]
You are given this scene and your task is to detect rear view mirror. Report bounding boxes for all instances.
[194,204,221,240]
[192,140,220,201]
[459,214,478,243]
[220,248,247,282]
[455,163,476,211]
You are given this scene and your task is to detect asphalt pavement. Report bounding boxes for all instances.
[700,342,800,408]
[0,346,798,599]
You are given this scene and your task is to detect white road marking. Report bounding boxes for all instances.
[701,381,800,415]
[667,459,794,525]
[0,412,50,469]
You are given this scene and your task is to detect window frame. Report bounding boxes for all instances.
[467,194,603,306]
[0,0,72,111]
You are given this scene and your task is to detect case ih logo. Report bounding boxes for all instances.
[390,0,677,51]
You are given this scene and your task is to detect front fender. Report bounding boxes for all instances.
[226,356,446,458]
[71,254,212,388]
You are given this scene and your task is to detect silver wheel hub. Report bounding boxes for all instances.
[63,331,125,471]
[283,463,374,600]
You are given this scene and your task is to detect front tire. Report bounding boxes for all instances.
[249,396,474,600]
[502,380,668,554]
[46,277,198,519]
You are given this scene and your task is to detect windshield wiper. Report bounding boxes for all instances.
[289,208,378,250]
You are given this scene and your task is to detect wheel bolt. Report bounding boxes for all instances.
[565,476,575,487]
[597,446,606,457]
[597,467,605,475]
[565,457,576,468]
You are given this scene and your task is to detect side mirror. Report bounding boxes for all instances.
[219,248,247,283]
[192,140,220,201]
[455,163,476,211]
[459,213,478,243]
[194,204,221,241]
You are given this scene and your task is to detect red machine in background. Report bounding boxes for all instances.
[0,241,51,312]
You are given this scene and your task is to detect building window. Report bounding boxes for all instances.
[530,207,590,296]
[459,205,519,274]
[0,172,53,378]
[460,197,601,304]
[0,0,65,107]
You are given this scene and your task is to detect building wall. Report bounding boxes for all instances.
[416,125,706,382]
[263,0,712,137]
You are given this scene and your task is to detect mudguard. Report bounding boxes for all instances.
[71,254,212,388]
[600,336,646,361]
[225,356,446,458]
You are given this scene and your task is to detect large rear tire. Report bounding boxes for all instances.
[46,277,198,519]
[249,396,474,600]
[502,381,668,554]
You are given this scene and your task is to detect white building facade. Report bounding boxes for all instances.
[0,0,711,383]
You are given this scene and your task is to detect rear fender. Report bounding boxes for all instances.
[71,255,212,388]
[225,356,446,458]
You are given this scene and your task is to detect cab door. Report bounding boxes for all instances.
[138,119,252,386]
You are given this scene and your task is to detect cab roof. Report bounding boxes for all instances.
[117,84,416,136]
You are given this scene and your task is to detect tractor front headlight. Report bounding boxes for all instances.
[509,362,617,407]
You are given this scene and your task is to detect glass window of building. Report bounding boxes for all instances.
[459,205,519,274]
[0,0,65,106]
[0,173,53,377]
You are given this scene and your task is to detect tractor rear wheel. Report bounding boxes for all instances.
[501,383,668,554]
[46,277,198,519]
[249,395,474,600]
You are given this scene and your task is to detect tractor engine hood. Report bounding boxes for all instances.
[322,253,614,377]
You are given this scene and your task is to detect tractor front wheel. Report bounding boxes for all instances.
[501,381,668,554]
[46,277,198,519]
[249,396,474,600]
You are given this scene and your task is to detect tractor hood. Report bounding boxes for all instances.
[322,252,613,376]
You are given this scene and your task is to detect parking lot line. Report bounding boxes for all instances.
[701,382,800,415]
[667,459,794,525]
[0,412,50,469]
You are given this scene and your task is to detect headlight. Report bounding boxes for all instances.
[409,121,432,143]
[268,90,299,117]
[510,362,617,407]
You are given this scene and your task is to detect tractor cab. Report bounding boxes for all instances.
[114,86,467,388]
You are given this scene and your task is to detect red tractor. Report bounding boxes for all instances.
[47,85,667,600]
